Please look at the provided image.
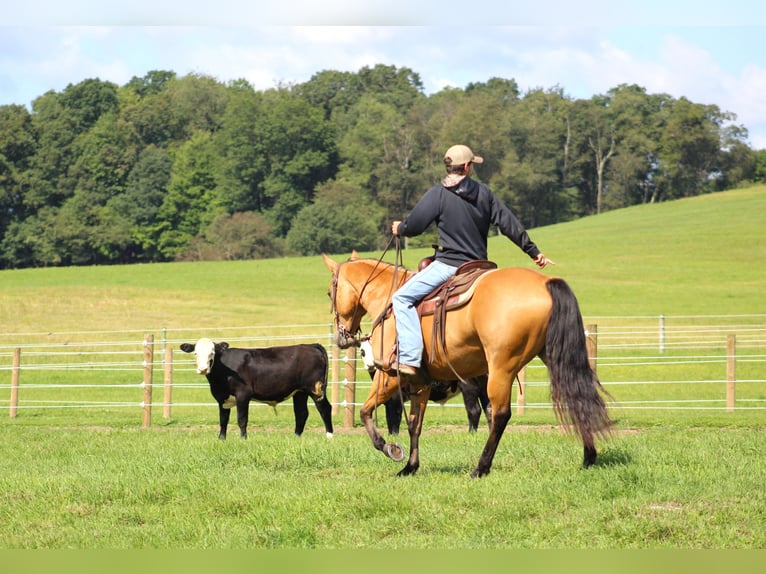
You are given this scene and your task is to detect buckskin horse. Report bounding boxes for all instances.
[322,252,612,478]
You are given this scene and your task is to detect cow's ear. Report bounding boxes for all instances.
[350,250,360,260]
[219,342,229,351]
[179,343,194,353]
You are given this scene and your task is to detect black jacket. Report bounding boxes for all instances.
[397,177,541,266]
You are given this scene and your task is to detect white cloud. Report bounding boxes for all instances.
[1,25,765,149]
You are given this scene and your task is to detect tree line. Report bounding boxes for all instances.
[1,65,764,268]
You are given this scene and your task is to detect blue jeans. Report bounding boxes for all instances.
[391,260,458,367]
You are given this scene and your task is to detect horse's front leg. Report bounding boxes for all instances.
[360,371,405,461]
[398,379,431,477]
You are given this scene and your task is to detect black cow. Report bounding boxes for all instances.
[179,338,334,440]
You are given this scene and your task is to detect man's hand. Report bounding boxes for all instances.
[534,253,555,268]
[391,220,401,236]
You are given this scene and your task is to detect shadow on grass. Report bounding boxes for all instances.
[591,447,632,467]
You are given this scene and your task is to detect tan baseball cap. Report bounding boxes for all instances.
[444,144,484,165]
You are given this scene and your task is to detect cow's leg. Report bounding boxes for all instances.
[384,395,403,435]
[368,366,402,435]
[292,392,310,436]
[311,395,335,438]
[459,380,483,432]
[218,404,231,440]
[478,376,492,430]
[235,400,250,439]
[398,378,431,477]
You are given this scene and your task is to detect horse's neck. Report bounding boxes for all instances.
[357,263,409,317]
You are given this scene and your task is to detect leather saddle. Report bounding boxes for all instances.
[371,257,497,381]
[417,257,497,377]
[416,257,497,317]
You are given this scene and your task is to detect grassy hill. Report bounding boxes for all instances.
[1,187,764,551]
[1,185,764,336]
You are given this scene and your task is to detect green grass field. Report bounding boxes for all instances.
[0,186,764,550]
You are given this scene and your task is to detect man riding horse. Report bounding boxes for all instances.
[383,144,554,377]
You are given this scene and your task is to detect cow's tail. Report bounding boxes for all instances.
[315,343,330,390]
[544,278,613,448]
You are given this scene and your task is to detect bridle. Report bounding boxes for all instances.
[328,237,406,349]
[329,266,365,348]
[327,238,413,428]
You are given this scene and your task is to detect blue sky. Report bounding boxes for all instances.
[3,2,766,149]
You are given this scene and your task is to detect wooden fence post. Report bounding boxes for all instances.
[163,346,173,419]
[726,334,736,412]
[331,345,340,416]
[142,334,154,428]
[586,324,598,373]
[516,366,526,415]
[9,347,20,418]
[343,347,356,428]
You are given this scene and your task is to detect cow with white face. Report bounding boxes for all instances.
[189,337,217,375]
[179,338,334,440]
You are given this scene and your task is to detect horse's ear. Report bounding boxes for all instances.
[321,253,338,273]
[350,250,360,260]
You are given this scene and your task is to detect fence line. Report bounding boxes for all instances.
[3,316,766,426]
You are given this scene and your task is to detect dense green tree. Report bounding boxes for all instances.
[336,94,425,215]
[153,131,222,259]
[215,83,268,213]
[595,85,660,210]
[25,91,80,211]
[0,104,36,233]
[0,104,36,166]
[250,87,338,235]
[126,70,176,98]
[69,111,139,205]
[0,63,758,268]
[655,97,729,201]
[180,211,284,261]
[106,144,172,261]
[497,87,574,226]
[465,77,521,103]
[754,150,766,183]
[164,73,229,139]
[295,69,359,121]
[58,78,119,132]
[714,124,756,189]
[286,180,382,255]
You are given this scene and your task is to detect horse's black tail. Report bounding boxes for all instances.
[544,278,613,448]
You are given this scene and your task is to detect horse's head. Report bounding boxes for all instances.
[322,253,412,349]
[322,253,366,349]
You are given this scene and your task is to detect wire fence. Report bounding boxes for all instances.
[1,315,764,428]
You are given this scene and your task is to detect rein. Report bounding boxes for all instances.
[328,238,411,429]
[329,236,402,348]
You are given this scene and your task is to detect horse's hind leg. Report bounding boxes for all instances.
[472,370,513,478]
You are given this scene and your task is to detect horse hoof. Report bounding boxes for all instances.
[396,464,418,477]
[384,442,405,462]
